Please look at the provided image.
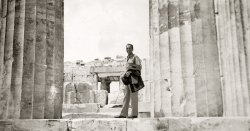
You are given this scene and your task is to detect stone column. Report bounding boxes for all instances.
[179,0,196,117]
[0,0,15,119]
[192,0,223,117]
[215,0,250,116]
[9,0,25,119]
[20,0,36,119]
[151,0,161,117]
[100,77,111,93]
[33,0,47,119]
[53,0,64,119]
[149,0,225,117]
[0,0,64,119]
[159,0,171,117]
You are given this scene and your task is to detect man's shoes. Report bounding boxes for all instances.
[128,116,137,118]
[114,115,126,118]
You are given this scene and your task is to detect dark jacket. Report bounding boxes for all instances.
[122,69,144,93]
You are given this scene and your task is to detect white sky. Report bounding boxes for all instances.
[64,0,149,62]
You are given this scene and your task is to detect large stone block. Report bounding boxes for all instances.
[0,118,249,131]
[62,113,116,119]
[69,91,76,104]
[168,118,191,131]
[93,90,108,107]
[127,118,169,131]
[76,82,94,103]
[89,90,95,103]
[2,120,67,131]
[191,118,249,131]
[64,83,75,104]
[76,91,92,103]
[70,119,126,131]
[108,91,124,105]
[62,103,100,113]
[0,120,13,131]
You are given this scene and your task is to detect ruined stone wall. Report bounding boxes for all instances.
[0,0,64,119]
[149,0,250,117]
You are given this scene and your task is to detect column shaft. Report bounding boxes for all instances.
[44,0,55,119]
[9,0,25,119]
[0,0,15,119]
[159,0,171,116]
[151,0,161,117]
[33,0,46,119]
[0,0,7,119]
[168,0,184,116]
[53,0,63,119]
[20,0,36,119]
[179,0,196,116]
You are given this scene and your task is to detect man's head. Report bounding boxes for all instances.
[126,44,133,55]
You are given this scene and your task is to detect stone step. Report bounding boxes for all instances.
[62,113,116,119]
[1,118,249,131]
[99,107,123,113]
[62,103,100,113]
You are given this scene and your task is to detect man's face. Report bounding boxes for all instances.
[126,45,133,55]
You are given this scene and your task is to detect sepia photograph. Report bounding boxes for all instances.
[0,0,250,130]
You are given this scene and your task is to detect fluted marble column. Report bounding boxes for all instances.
[0,0,64,119]
[149,0,250,117]
[215,0,250,116]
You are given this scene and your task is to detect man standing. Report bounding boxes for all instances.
[115,44,144,118]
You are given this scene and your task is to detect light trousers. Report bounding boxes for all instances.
[120,85,138,116]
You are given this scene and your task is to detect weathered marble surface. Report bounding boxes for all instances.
[62,103,100,113]
[64,83,95,104]
[0,0,64,119]
[93,90,108,107]
[108,91,124,105]
[0,118,248,131]
[149,0,250,117]
[76,82,93,103]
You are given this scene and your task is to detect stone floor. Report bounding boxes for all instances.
[0,117,249,131]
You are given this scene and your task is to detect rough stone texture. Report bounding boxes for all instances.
[169,118,191,131]
[0,0,64,119]
[9,0,25,119]
[62,103,100,113]
[33,0,47,119]
[191,118,249,131]
[149,0,250,117]
[89,90,95,103]
[70,119,126,131]
[108,90,124,105]
[93,90,108,107]
[44,0,56,119]
[63,83,74,104]
[62,113,116,119]
[0,0,15,120]
[76,82,93,103]
[68,91,76,104]
[214,0,250,116]
[20,0,36,119]
[179,0,196,117]
[0,118,249,131]
[64,82,95,104]
[12,120,67,131]
[127,118,169,131]
[159,0,172,117]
